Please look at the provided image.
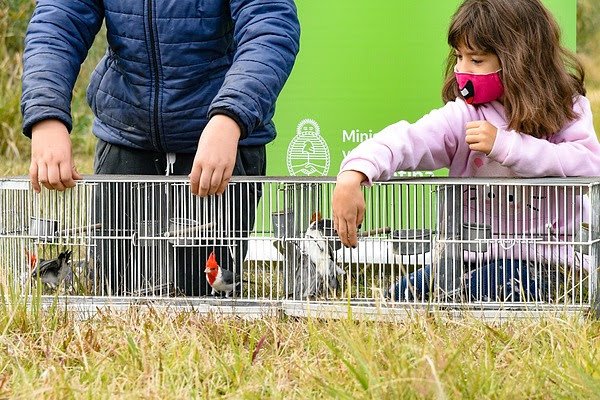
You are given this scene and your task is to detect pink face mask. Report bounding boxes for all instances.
[454,67,504,104]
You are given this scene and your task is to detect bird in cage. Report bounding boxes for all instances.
[299,217,345,298]
[30,249,73,290]
[25,248,37,270]
[204,251,238,298]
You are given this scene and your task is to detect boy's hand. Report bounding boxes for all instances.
[189,114,240,196]
[332,170,367,248]
[30,119,81,193]
[465,120,497,155]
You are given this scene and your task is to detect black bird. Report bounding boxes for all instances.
[30,249,73,289]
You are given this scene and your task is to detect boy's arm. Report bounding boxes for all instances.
[190,0,300,197]
[30,120,81,193]
[207,0,301,139]
[21,0,104,191]
[21,0,104,137]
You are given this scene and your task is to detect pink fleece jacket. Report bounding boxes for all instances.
[341,96,600,181]
[340,96,600,269]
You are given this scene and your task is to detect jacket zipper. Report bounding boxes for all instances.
[147,0,163,152]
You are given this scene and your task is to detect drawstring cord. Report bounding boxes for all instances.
[165,153,176,176]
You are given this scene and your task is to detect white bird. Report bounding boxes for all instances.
[299,218,345,298]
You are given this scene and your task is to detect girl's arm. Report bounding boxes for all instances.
[334,101,464,247]
[488,96,600,177]
[339,101,465,184]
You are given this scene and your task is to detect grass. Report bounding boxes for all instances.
[0,2,29,164]
[2,0,600,398]
[1,288,600,398]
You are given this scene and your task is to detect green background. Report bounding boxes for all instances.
[268,0,577,177]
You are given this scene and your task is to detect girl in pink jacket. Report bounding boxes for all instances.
[333,0,600,301]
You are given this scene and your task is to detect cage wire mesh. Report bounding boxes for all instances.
[0,176,598,316]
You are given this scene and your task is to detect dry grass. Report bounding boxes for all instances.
[1,285,600,399]
[0,3,29,162]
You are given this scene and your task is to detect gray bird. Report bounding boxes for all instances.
[30,249,73,289]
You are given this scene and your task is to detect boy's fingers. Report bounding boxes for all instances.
[335,220,348,246]
[29,162,41,193]
[207,168,223,196]
[198,169,212,197]
[72,165,83,180]
[188,168,201,195]
[46,164,65,191]
[59,162,76,189]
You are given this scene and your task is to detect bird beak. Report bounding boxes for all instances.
[204,268,210,274]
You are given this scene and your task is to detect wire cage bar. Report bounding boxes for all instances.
[1,176,598,315]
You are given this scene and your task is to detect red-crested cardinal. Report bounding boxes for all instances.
[204,251,238,298]
[30,249,73,289]
[25,248,37,270]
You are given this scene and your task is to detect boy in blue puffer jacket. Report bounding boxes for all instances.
[21,1,300,296]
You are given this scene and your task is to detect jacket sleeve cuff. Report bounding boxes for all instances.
[488,128,514,164]
[208,108,248,140]
[339,160,378,186]
[22,110,72,138]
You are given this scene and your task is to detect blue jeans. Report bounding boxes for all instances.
[391,260,546,302]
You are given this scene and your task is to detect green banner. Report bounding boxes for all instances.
[269,0,576,177]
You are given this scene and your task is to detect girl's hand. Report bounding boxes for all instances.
[332,170,367,248]
[465,120,498,155]
[30,119,81,193]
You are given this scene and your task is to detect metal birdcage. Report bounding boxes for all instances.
[0,176,598,318]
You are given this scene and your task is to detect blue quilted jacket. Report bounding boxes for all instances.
[21,0,300,151]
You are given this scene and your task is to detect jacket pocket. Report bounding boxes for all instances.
[234,145,266,176]
[86,52,113,116]
[93,139,113,173]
